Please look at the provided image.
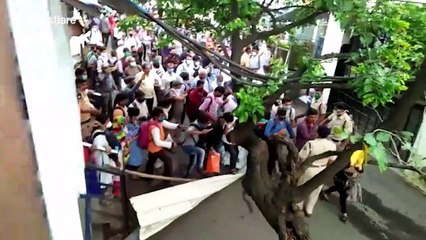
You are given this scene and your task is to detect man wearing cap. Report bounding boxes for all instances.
[296,126,337,217]
[97,62,118,115]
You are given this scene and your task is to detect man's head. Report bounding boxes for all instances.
[185,54,193,63]
[134,90,145,103]
[198,69,207,80]
[276,108,286,121]
[196,80,205,91]
[124,76,135,86]
[197,112,210,125]
[213,86,226,97]
[128,57,137,67]
[152,59,160,68]
[131,45,137,53]
[111,49,117,58]
[94,114,111,130]
[314,88,323,100]
[218,112,235,126]
[193,55,201,66]
[123,47,130,58]
[282,97,293,110]
[224,87,232,97]
[151,107,166,122]
[251,45,259,55]
[166,60,175,71]
[142,62,151,74]
[317,125,331,138]
[76,78,87,92]
[306,108,319,124]
[180,72,190,82]
[114,92,129,106]
[244,46,252,54]
[98,46,107,56]
[171,80,182,90]
[127,107,140,122]
[75,68,87,79]
[334,102,347,117]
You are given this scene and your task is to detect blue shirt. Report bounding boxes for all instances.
[264,118,295,139]
[126,123,147,167]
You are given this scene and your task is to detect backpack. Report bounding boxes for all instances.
[137,120,160,149]
[108,59,122,85]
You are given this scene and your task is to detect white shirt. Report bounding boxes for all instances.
[129,100,149,119]
[124,36,140,49]
[150,121,179,149]
[327,112,354,141]
[136,71,157,99]
[92,130,114,186]
[176,61,195,78]
[223,95,238,113]
[311,97,327,115]
[84,29,103,45]
[161,71,180,90]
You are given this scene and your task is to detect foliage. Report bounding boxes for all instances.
[117,15,153,32]
[326,0,426,107]
[301,56,325,82]
[350,129,421,172]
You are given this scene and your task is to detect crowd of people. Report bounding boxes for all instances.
[76,4,363,222]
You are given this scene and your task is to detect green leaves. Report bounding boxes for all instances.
[376,132,391,142]
[364,132,377,146]
[371,144,388,172]
[235,86,266,123]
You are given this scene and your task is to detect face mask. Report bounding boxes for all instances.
[92,28,98,32]
[124,52,131,57]
[130,62,137,67]
[158,117,166,122]
[167,68,174,73]
[185,60,193,65]
[82,74,88,80]
[252,52,258,56]
[314,93,321,100]
[101,52,107,57]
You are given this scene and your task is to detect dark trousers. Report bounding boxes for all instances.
[224,143,238,169]
[102,32,109,47]
[267,140,278,175]
[324,175,348,214]
[146,97,154,115]
[145,149,173,177]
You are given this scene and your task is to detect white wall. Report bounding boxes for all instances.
[7,0,85,239]
[319,14,345,104]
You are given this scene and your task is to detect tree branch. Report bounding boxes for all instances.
[293,142,364,202]
[241,10,326,46]
[367,160,426,177]
[295,151,341,179]
[316,52,352,60]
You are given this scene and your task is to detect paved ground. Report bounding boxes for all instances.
[145,167,426,240]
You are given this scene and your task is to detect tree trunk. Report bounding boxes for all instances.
[380,57,426,131]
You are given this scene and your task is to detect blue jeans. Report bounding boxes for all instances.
[181,145,206,172]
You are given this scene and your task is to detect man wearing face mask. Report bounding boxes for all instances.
[282,97,297,128]
[124,30,141,50]
[84,25,103,46]
[249,45,261,72]
[145,107,183,180]
[264,108,295,175]
[192,55,204,79]
[161,60,179,90]
[129,90,149,120]
[310,89,327,123]
[176,54,194,77]
[191,69,209,91]
[96,46,109,75]
[320,102,354,150]
[124,57,142,77]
